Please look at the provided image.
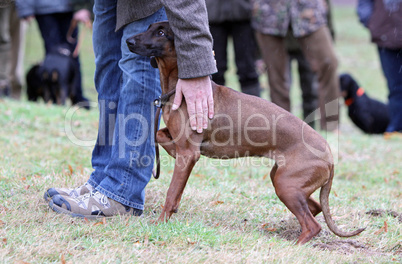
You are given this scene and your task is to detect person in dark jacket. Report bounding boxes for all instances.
[357,0,402,135]
[206,0,261,97]
[16,0,90,107]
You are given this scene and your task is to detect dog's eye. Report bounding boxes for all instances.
[157,30,165,37]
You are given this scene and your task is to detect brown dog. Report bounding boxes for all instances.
[126,21,364,244]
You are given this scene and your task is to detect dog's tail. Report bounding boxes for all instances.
[319,165,365,237]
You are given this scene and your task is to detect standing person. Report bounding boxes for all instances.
[284,0,335,128]
[0,2,26,99]
[15,0,90,106]
[0,3,11,97]
[357,0,402,135]
[206,0,261,97]
[44,0,216,218]
[251,0,340,131]
[8,3,27,99]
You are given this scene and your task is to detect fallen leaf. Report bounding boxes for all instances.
[0,220,4,227]
[262,173,269,180]
[384,178,389,184]
[362,185,366,189]
[2,238,7,244]
[61,254,66,264]
[194,174,203,178]
[144,236,149,246]
[133,241,140,247]
[102,217,106,225]
[261,223,277,232]
[84,217,89,224]
[93,221,103,226]
[24,185,30,190]
[209,201,224,206]
[155,241,166,246]
[68,165,74,176]
[125,216,130,227]
[187,238,196,245]
[374,221,388,235]
[21,177,26,181]
[333,190,338,197]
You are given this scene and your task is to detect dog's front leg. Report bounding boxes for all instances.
[158,148,200,222]
[156,128,176,158]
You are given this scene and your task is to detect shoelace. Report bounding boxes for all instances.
[75,191,109,206]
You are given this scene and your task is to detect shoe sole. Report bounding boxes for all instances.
[48,200,143,220]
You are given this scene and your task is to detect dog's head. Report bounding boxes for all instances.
[339,73,359,99]
[126,21,176,68]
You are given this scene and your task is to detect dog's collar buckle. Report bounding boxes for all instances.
[154,98,162,108]
[154,89,176,108]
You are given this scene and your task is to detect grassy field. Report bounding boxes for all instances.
[1,6,401,263]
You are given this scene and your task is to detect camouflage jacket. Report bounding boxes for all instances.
[251,0,328,37]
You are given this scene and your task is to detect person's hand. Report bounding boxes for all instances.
[23,15,35,24]
[172,76,214,133]
[73,9,92,28]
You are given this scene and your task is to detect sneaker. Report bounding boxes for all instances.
[43,182,94,202]
[48,191,143,219]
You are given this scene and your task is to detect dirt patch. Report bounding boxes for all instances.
[366,209,402,223]
[313,240,377,255]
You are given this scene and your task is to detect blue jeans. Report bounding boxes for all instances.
[378,47,402,132]
[88,0,167,210]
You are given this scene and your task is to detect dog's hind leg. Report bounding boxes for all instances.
[270,164,326,244]
[307,196,322,216]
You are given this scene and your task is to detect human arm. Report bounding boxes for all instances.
[160,0,217,133]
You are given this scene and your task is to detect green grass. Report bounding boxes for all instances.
[0,6,401,263]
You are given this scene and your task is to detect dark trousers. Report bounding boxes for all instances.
[256,26,340,131]
[288,50,318,126]
[35,12,86,102]
[378,47,402,132]
[210,21,260,96]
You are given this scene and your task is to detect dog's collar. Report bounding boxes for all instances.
[154,89,176,108]
[345,87,365,106]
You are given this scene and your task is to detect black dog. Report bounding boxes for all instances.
[339,73,389,134]
[26,44,81,106]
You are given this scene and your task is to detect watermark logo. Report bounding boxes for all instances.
[63,98,340,167]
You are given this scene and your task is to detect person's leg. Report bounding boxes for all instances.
[210,22,229,86]
[0,7,11,96]
[44,1,120,201]
[378,47,402,132]
[232,21,260,97]
[9,4,26,99]
[88,0,123,184]
[56,12,88,105]
[297,26,339,131]
[255,32,290,111]
[35,14,66,54]
[89,8,168,211]
[293,50,318,126]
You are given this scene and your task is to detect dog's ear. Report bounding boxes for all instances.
[150,56,158,68]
